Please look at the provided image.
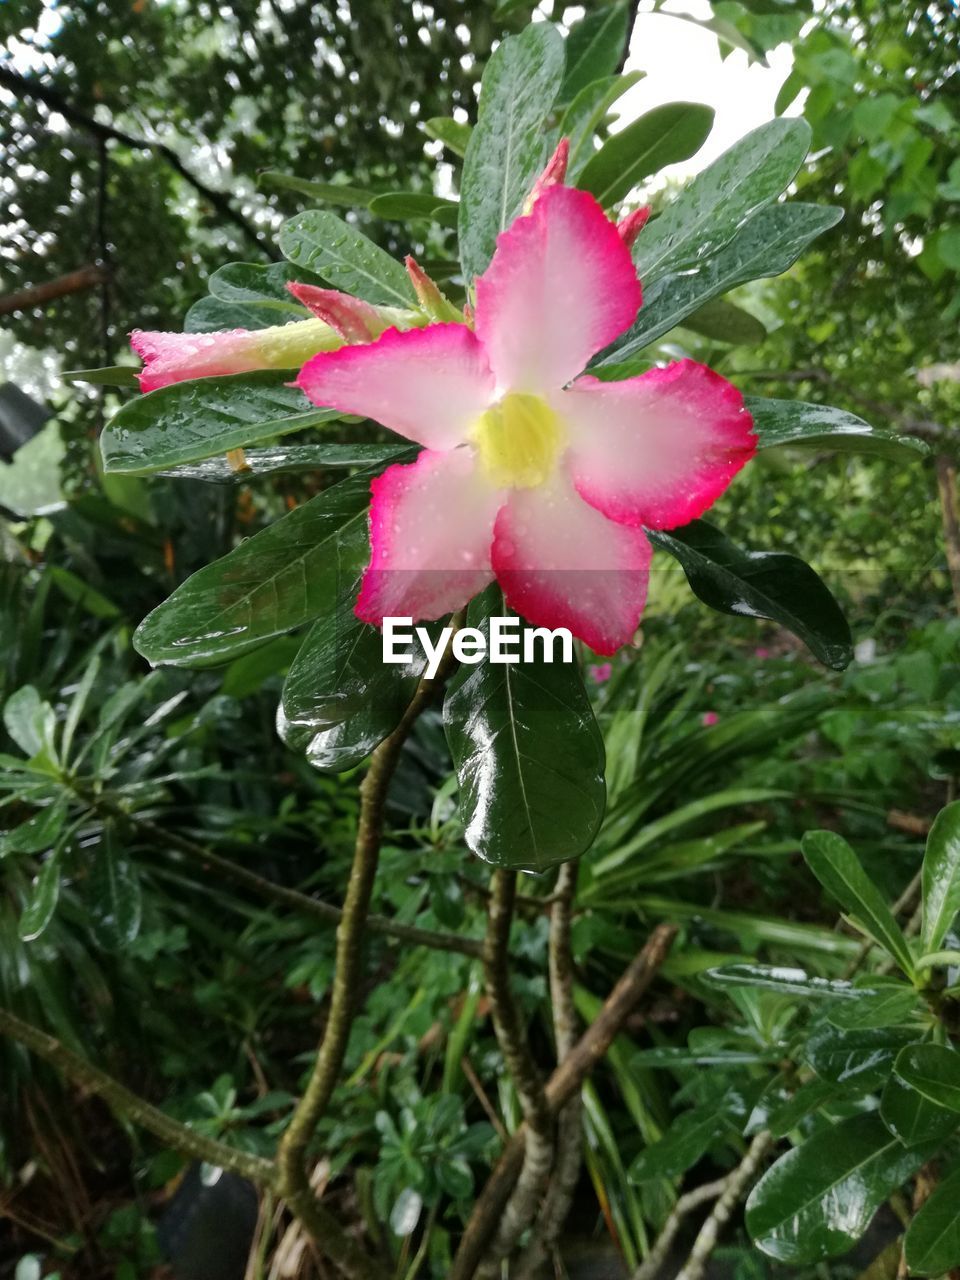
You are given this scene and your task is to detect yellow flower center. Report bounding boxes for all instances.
[470,393,564,489]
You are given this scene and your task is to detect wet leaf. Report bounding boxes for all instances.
[880,1071,959,1147]
[904,1163,960,1275]
[558,2,630,106]
[278,210,416,306]
[803,1024,914,1091]
[562,72,644,180]
[894,1044,960,1114]
[88,824,142,950]
[20,848,62,942]
[159,442,407,483]
[579,102,714,208]
[749,398,929,460]
[921,800,960,953]
[702,964,861,999]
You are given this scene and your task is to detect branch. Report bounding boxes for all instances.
[515,860,582,1280]
[0,265,108,316]
[631,1178,730,1280]
[450,923,677,1280]
[275,654,458,1268]
[121,808,482,959]
[673,1130,775,1280]
[0,1005,272,1185]
[479,869,554,1272]
[0,66,277,260]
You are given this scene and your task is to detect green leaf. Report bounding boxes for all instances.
[894,1044,960,1114]
[746,1113,936,1263]
[2,799,68,856]
[207,260,317,313]
[804,1025,915,1090]
[558,2,630,106]
[458,22,566,282]
[880,1072,960,1147]
[633,117,812,285]
[100,372,340,475]
[681,298,768,346]
[561,72,644,181]
[20,849,62,942]
[443,589,605,870]
[279,593,430,773]
[259,172,372,207]
[134,467,377,666]
[422,117,472,158]
[921,800,960,953]
[648,520,852,670]
[801,830,915,976]
[3,686,57,761]
[578,102,714,208]
[88,824,142,950]
[765,1077,838,1139]
[628,1101,731,1182]
[825,983,919,1030]
[749,398,930,461]
[702,965,861,999]
[61,365,140,388]
[904,1163,960,1275]
[183,294,296,333]
[368,192,458,225]
[278,210,416,307]
[599,202,842,364]
[158,443,407,483]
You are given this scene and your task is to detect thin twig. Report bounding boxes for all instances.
[480,869,555,1272]
[450,924,677,1280]
[515,860,582,1280]
[631,1178,729,1280]
[275,654,457,1271]
[672,1131,775,1280]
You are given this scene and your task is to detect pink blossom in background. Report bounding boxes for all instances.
[589,662,613,683]
[754,647,771,660]
[702,711,719,727]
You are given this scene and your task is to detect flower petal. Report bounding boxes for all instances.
[491,466,651,655]
[298,323,494,450]
[562,361,756,530]
[131,320,339,392]
[473,185,641,395]
[356,449,501,624]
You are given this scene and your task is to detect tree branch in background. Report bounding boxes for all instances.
[275,652,459,1268]
[451,923,677,1280]
[0,264,108,316]
[479,869,555,1274]
[631,1178,730,1280]
[0,66,277,261]
[515,859,582,1280]
[935,453,960,614]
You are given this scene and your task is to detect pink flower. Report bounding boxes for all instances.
[702,711,719,727]
[754,647,771,660]
[297,184,756,654]
[589,663,613,683]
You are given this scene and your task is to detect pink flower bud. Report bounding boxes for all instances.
[524,137,570,214]
[287,283,382,343]
[405,257,463,323]
[617,206,651,250]
[589,662,613,683]
[702,711,719,727]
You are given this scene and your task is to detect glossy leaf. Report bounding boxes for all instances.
[558,2,630,106]
[368,192,458,225]
[458,22,565,282]
[681,298,768,346]
[183,294,290,332]
[134,467,376,666]
[801,830,915,976]
[578,102,714,208]
[803,1024,915,1090]
[628,1101,731,1182]
[207,260,318,312]
[904,1163,960,1275]
[894,1044,960,1113]
[633,117,812,285]
[159,443,407,483]
[880,1071,959,1147]
[749,397,929,461]
[562,72,644,181]
[2,799,68,856]
[278,210,416,307]
[259,172,371,207]
[3,686,57,761]
[598,203,843,365]
[422,117,472,158]
[278,589,430,773]
[921,799,960,953]
[648,520,853,670]
[61,365,140,388]
[703,965,861,999]
[20,849,62,942]
[100,372,340,474]
[765,1078,839,1139]
[746,1113,936,1263]
[443,590,605,870]
[88,824,142,950]
[825,983,919,1030]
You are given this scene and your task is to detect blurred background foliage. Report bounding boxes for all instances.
[1,0,958,1277]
